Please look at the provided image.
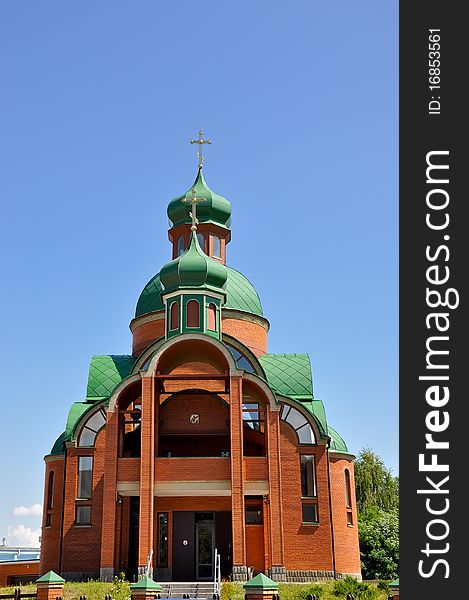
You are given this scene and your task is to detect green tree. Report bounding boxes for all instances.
[354,448,399,514]
[359,508,399,580]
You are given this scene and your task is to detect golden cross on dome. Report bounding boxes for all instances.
[190,130,212,169]
[181,188,206,232]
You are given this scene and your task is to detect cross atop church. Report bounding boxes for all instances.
[190,130,212,169]
[181,187,206,232]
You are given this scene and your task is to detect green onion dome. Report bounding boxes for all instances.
[160,231,228,295]
[135,266,263,318]
[167,169,231,229]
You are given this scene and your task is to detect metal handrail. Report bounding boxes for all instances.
[214,548,221,594]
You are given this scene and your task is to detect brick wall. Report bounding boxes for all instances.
[59,427,106,575]
[329,456,361,575]
[155,457,230,481]
[279,423,334,571]
[0,562,39,587]
[221,317,267,357]
[40,456,64,574]
[160,394,229,434]
[132,317,165,356]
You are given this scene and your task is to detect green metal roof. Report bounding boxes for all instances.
[328,425,349,453]
[259,353,330,438]
[224,267,263,315]
[36,571,65,584]
[86,355,136,400]
[243,573,278,589]
[259,353,314,399]
[130,576,162,591]
[50,431,67,455]
[136,272,164,315]
[167,169,231,229]
[135,266,263,318]
[160,231,228,295]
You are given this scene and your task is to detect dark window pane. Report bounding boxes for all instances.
[157,513,168,567]
[177,237,185,256]
[76,505,91,525]
[78,456,93,499]
[212,236,221,258]
[302,503,318,523]
[301,455,317,497]
[47,472,54,510]
[45,512,52,527]
[245,509,263,524]
[345,469,352,507]
[347,510,353,525]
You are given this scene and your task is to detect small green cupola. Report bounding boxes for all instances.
[160,231,227,340]
[167,168,232,264]
[167,169,231,230]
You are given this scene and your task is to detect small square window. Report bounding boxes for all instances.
[45,512,52,527]
[347,510,354,526]
[245,508,263,524]
[76,505,91,526]
[302,503,318,524]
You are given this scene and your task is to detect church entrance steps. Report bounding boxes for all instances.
[158,582,217,599]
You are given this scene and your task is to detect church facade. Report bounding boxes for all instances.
[40,158,360,582]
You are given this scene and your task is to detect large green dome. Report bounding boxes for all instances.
[135,266,263,318]
[160,231,228,295]
[167,169,231,229]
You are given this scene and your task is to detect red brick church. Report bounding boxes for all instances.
[40,139,360,582]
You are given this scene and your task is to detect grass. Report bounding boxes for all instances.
[0,579,390,600]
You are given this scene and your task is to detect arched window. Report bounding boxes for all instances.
[169,301,179,330]
[225,343,255,373]
[186,300,200,328]
[45,471,54,527]
[78,408,106,447]
[280,404,316,444]
[345,469,353,525]
[197,233,205,251]
[47,471,55,510]
[207,303,217,331]
[212,235,221,258]
[345,469,352,508]
[177,236,185,256]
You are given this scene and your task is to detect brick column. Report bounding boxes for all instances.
[266,406,285,578]
[139,376,155,576]
[230,375,247,580]
[99,410,119,580]
[36,571,65,600]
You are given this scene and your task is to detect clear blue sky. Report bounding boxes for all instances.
[0,1,397,547]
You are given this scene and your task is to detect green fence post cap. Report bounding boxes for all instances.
[36,571,66,584]
[243,573,279,589]
[130,575,163,591]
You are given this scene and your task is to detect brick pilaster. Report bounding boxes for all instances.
[266,406,285,568]
[230,375,246,570]
[100,410,119,579]
[139,376,155,575]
